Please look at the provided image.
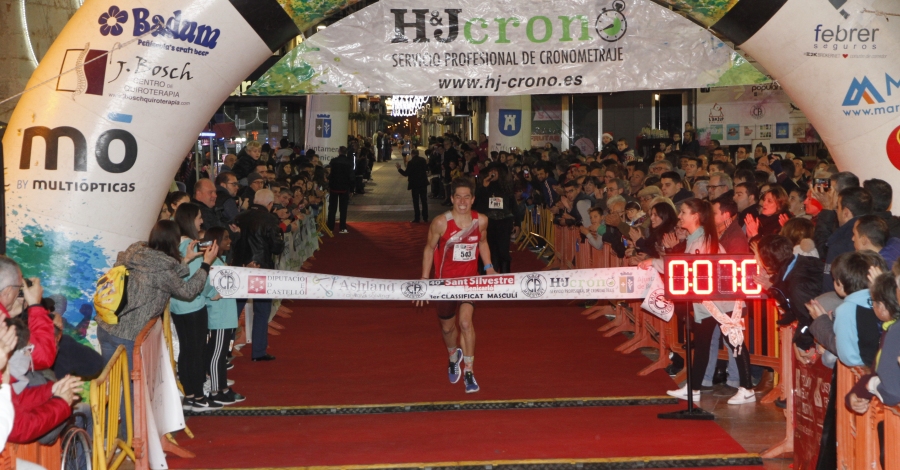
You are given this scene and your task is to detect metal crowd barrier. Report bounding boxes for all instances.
[90,345,136,470]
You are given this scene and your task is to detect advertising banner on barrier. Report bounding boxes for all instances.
[792,359,834,470]
[247,0,767,97]
[210,266,676,321]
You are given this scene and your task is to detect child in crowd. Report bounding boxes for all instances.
[831,251,888,367]
[202,227,245,405]
[580,206,605,250]
[780,217,818,258]
[624,201,647,229]
[847,272,900,413]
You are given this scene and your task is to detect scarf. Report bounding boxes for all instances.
[702,300,746,356]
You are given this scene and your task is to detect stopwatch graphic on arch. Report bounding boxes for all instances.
[595,1,628,42]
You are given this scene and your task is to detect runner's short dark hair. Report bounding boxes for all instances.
[451,177,475,197]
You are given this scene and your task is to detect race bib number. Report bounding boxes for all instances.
[489,197,503,210]
[453,243,477,262]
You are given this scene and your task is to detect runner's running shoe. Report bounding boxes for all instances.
[448,348,462,383]
[464,371,480,393]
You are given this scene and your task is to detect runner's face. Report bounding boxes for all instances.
[452,188,474,213]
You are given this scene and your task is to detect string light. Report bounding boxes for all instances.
[20,0,38,67]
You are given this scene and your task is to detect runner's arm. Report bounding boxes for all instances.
[478,215,497,274]
[421,216,445,279]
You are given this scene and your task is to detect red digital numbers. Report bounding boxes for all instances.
[665,254,766,300]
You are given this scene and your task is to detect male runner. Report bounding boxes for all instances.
[418,177,497,393]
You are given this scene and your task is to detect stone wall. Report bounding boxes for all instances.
[0,0,78,122]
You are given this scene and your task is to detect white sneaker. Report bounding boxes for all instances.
[666,384,700,401]
[227,379,235,386]
[727,387,757,405]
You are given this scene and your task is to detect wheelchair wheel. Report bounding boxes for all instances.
[60,426,92,470]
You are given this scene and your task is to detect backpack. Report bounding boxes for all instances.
[93,265,129,324]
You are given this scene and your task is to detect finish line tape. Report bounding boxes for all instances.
[209,266,675,321]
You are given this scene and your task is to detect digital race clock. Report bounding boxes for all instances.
[664,254,767,301]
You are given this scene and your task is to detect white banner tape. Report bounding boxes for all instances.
[209,266,675,321]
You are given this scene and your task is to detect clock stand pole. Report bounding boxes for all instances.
[658,302,715,421]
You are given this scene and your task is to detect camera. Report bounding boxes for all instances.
[814,178,830,191]
[198,240,213,250]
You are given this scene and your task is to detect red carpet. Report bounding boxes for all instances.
[166,223,758,469]
[172,406,747,468]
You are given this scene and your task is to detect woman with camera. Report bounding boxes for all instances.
[96,219,219,374]
[475,163,516,273]
[171,203,221,412]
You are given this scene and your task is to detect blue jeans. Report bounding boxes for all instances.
[236,299,272,358]
[702,327,740,388]
[98,327,135,374]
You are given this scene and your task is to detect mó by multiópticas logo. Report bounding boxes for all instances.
[99,5,221,49]
[390,1,627,45]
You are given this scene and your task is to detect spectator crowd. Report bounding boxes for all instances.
[415,129,900,468]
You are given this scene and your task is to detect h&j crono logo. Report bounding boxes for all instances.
[390,2,627,45]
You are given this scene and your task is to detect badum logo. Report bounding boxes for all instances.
[98,6,129,36]
[841,73,900,117]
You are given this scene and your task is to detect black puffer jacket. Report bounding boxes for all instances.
[770,254,824,350]
[327,154,355,192]
[232,151,258,181]
[232,204,285,269]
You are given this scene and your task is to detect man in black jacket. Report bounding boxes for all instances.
[396,149,430,223]
[327,147,355,234]
[232,141,261,182]
[232,189,285,361]
[758,235,823,351]
[815,186,872,291]
[193,179,226,231]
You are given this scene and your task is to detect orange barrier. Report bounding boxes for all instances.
[836,362,882,470]
[0,440,61,470]
[887,405,900,470]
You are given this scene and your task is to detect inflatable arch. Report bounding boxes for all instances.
[2,0,899,325]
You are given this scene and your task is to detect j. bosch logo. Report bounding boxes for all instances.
[99,5,221,49]
[842,73,900,117]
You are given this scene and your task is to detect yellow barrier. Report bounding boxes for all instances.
[90,344,136,470]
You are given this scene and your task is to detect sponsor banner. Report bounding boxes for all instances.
[210,266,676,321]
[2,0,297,326]
[696,84,817,147]
[248,0,768,97]
[792,358,833,470]
[738,0,900,207]
[304,95,350,164]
